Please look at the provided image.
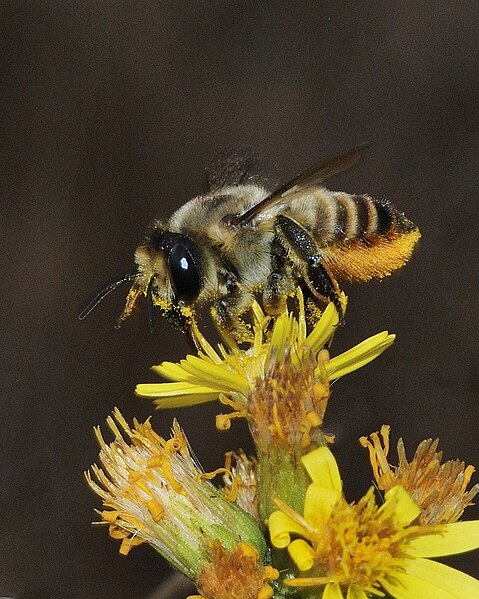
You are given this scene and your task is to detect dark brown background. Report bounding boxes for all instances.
[1,2,478,598]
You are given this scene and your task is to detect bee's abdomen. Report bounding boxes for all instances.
[319,191,420,283]
[333,192,413,241]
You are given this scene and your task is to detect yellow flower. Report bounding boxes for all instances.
[360,425,479,525]
[136,292,395,523]
[269,445,479,599]
[86,410,266,585]
[136,291,395,416]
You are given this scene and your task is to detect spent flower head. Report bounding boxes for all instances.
[86,409,275,598]
[360,424,479,525]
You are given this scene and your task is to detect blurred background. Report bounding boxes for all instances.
[1,2,478,598]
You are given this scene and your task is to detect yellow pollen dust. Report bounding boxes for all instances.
[181,305,194,319]
[119,285,144,323]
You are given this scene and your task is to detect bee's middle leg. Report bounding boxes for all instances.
[275,214,344,324]
[263,239,295,316]
[211,288,255,342]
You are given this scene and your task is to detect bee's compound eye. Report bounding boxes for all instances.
[168,244,202,303]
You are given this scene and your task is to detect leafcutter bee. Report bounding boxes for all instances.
[79,145,420,346]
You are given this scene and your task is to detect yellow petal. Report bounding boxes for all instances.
[135,382,219,407]
[267,313,294,362]
[407,520,479,558]
[268,510,307,548]
[301,446,342,491]
[304,482,342,526]
[152,361,201,383]
[323,583,345,599]
[152,394,220,408]
[288,539,315,571]
[383,485,421,526]
[305,301,339,353]
[296,286,307,342]
[383,557,479,599]
[346,587,369,599]
[177,355,250,394]
[325,332,395,380]
[190,320,223,364]
[382,570,455,599]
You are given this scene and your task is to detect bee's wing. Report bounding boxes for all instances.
[230,143,367,226]
[205,148,274,192]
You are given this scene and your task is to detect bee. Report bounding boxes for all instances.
[79,145,420,346]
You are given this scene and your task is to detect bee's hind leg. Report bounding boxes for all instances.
[307,261,344,325]
[275,214,344,324]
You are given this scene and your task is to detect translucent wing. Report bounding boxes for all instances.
[205,148,274,192]
[230,143,367,226]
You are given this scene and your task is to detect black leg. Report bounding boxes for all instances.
[160,305,199,352]
[211,289,254,342]
[263,238,295,316]
[275,214,344,324]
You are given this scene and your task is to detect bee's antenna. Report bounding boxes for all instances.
[79,270,140,320]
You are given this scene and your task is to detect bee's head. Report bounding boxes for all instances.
[145,229,203,305]
[79,226,204,346]
[119,228,204,345]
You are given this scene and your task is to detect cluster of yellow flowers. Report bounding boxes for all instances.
[87,292,479,599]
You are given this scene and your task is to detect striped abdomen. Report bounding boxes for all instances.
[311,191,420,283]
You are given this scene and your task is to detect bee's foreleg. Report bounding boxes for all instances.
[210,289,254,343]
[275,214,344,324]
[159,306,199,352]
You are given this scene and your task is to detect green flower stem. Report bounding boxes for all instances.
[257,447,311,522]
